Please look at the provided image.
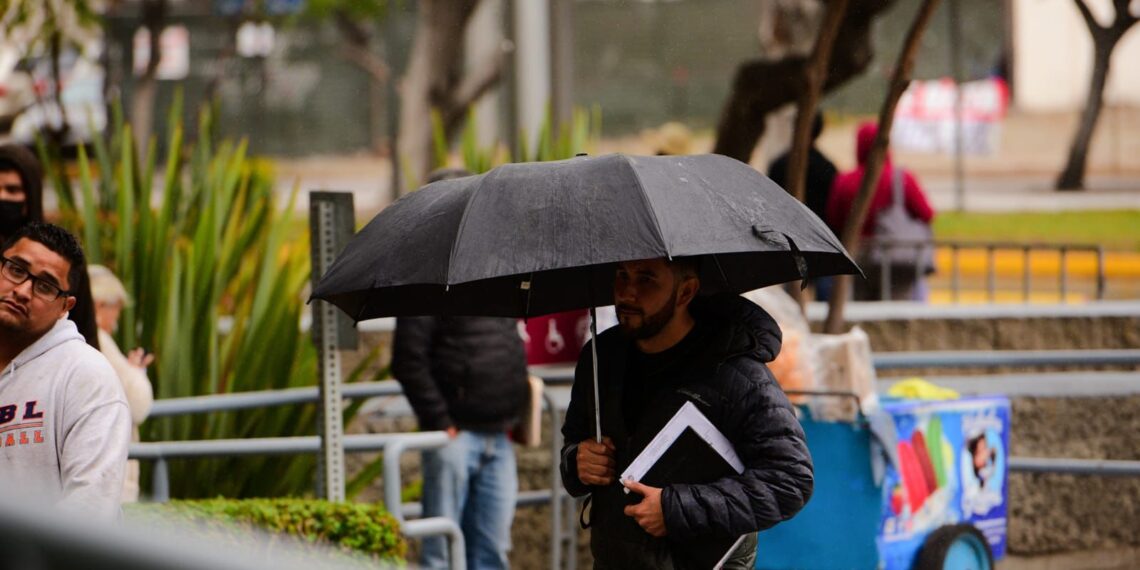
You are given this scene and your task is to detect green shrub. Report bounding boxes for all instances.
[127,498,407,564]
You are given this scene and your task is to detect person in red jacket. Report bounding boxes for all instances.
[827,122,935,301]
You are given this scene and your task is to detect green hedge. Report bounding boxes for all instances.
[127,498,407,564]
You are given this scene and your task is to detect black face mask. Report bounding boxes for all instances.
[0,201,28,235]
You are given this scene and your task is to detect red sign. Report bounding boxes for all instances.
[522,310,592,366]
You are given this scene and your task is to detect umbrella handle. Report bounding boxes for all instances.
[590,306,602,443]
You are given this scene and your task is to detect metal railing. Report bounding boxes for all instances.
[131,352,1140,570]
[866,239,1106,303]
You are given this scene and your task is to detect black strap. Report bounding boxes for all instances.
[579,494,593,529]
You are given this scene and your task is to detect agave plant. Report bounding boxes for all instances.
[429,104,602,179]
[42,96,381,498]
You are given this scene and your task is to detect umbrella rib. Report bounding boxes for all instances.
[443,172,489,287]
[624,157,670,258]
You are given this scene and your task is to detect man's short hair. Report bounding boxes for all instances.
[1,222,87,294]
[668,256,701,282]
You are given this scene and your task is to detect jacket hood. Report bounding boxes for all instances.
[8,318,85,373]
[855,121,892,166]
[690,293,782,363]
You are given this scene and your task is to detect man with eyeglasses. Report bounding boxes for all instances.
[0,222,129,519]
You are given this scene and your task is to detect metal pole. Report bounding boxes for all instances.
[950,243,960,303]
[986,245,996,302]
[949,0,966,212]
[545,391,563,570]
[1096,246,1106,299]
[590,307,601,442]
[310,192,356,502]
[152,457,169,503]
[1022,245,1032,303]
[880,253,890,301]
[1059,247,1068,303]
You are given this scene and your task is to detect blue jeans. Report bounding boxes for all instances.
[421,431,517,570]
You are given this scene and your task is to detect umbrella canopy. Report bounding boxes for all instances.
[313,153,859,320]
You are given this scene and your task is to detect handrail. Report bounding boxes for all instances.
[865,238,1107,302]
[1009,457,1140,476]
[873,349,1140,370]
[147,350,1140,420]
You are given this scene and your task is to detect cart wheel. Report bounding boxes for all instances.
[915,524,993,570]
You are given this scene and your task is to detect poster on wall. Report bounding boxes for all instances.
[877,396,1010,570]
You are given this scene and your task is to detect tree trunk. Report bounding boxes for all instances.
[712,0,894,163]
[786,0,849,203]
[396,0,487,193]
[825,0,944,334]
[130,0,166,153]
[783,0,850,309]
[47,29,70,148]
[1056,0,1139,191]
[1056,39,1111,190]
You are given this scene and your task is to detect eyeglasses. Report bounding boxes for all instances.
[0,257,70,302]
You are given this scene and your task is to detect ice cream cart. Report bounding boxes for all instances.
[755,394,1010,570]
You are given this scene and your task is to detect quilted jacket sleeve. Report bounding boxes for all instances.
[391,316,452,431]
[660,364,813,539]
[559,343,596,498]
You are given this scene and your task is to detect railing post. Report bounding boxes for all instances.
[880,243,891,301]
[1096,246,1106,300]
[1022,245,1032,303]
[986,245,996,303]
[1058,246,1068,303]
[153,457,169,503]
[950,243,961,303]
[545,391,563,570]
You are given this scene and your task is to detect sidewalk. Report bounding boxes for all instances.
[270,109,1140,216]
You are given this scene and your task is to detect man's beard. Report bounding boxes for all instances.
[617,287,678,341]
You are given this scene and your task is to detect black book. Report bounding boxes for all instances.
[620,401,748,569]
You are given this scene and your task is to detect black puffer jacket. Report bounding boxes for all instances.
[559,294,813,568]
[391,316,528,432]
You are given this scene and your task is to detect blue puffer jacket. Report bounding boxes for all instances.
[560,294,813,569]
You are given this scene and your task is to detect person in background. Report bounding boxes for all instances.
[768,111,840,300]
[826,122,936,301]
[89,264,154,503]
[0,144,100,348]
[0,222,129,518]
[390,168,529,570]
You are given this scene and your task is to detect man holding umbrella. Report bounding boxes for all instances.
[559,257,813,569]
[311,152,857,568]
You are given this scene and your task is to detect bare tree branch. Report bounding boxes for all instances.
[712,0,891,162]
[1072,0,1101,33]
[339,44,390,83]
[825,0,944,333]
[442,52,503,131]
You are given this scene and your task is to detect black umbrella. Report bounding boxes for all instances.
[313,153,859,320]
[312,153,861,441]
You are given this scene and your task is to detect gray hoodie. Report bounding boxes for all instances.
[0,318,130,519]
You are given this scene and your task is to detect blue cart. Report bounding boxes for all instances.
[756,394,1010,570]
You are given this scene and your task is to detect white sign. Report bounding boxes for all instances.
[133,25,190,80]
[892,78,1009,155]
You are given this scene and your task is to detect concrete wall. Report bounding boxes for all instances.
[1011,0,1140,111]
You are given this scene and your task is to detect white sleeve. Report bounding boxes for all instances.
[57,364,132,519]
